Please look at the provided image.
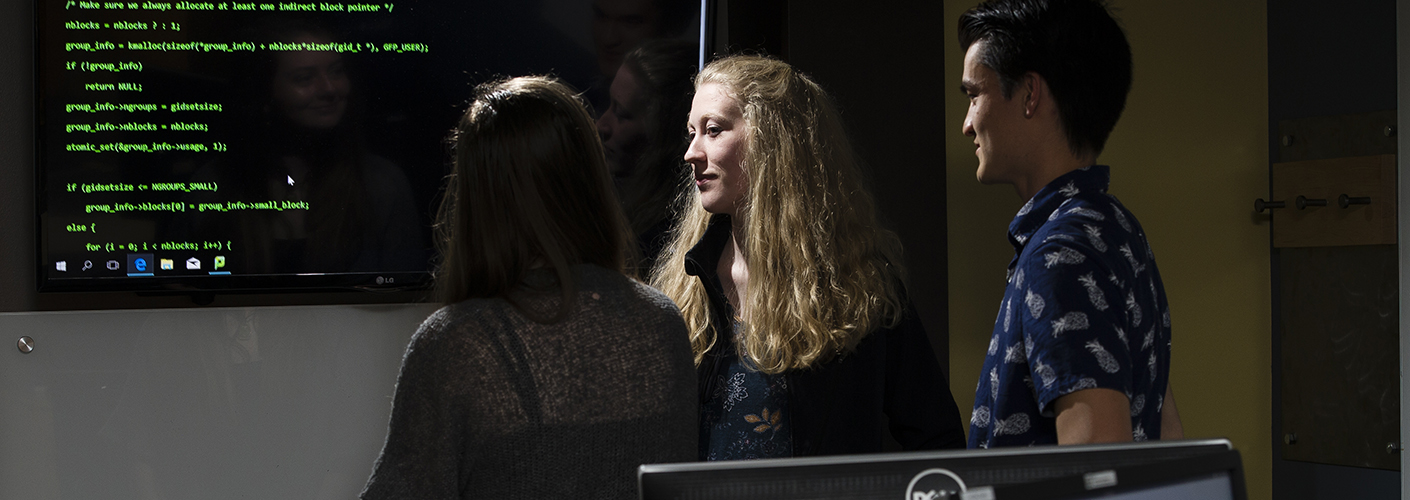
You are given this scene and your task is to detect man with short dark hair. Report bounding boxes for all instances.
[958,0,1183,448]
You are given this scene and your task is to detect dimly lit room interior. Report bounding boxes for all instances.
[1,0,1407,499]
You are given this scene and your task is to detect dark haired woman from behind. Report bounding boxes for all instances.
[361,76,695,499]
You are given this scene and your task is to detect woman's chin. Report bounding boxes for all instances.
[699,197,734,217]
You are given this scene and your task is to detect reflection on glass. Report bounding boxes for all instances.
[585,0,697,113]
[210,20,425,275]
[38,1,702,290]
[596,40,698,269]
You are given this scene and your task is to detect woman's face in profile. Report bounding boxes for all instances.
[684,82,748,216]
[597,64,650,178]
[270,35,350,130]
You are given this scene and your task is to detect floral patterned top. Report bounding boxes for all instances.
[699,323,793,461]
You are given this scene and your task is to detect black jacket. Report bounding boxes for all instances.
[685,214,966,456]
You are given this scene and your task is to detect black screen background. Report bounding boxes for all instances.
[36,0,700,293]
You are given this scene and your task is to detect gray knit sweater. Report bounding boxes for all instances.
[362,265,696,499]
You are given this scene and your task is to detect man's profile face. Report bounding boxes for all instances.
[961,42,1029,186]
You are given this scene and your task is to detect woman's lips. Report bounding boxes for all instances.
[307,103,343,115]
[695,174,716,188]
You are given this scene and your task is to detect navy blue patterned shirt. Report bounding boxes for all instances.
[700,345,794,461]
[969,166,1172,448]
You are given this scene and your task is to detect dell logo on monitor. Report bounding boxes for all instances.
[905,468,968,500]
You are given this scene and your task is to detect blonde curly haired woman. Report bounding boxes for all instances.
[652,55,964,460]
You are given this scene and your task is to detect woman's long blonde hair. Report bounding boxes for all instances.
[650,55,906,374]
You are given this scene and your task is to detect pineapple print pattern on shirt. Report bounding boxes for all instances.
[970,166,1172,449]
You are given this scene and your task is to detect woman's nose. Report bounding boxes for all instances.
[684,138,705,164]
[597,113,613,140]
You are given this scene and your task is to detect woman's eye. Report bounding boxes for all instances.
[706,126,722,137]
[288,70,315,85]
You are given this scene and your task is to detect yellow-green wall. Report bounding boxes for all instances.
[944,2,1272,500]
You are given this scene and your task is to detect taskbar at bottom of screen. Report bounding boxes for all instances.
[37,270,432,293]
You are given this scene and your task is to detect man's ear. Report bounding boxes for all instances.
[1022,72,1044,118]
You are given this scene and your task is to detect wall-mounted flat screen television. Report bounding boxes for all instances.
[36,0,705,293]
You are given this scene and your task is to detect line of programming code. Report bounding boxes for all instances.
[62,1,397,13]
[63,41,430,53]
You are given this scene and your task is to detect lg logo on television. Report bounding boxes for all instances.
[904,468,968,500]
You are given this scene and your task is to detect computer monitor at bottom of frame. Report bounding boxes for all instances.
[638,438,1239,500]
[965,449,1246,500]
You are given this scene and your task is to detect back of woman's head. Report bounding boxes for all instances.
[654,55,907,372]
[437,76,632,319]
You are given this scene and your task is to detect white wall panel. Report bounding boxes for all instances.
[0,304,436,500]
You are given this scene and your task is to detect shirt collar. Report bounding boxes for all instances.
[684,213,733,279]
[1008,165,1111,252]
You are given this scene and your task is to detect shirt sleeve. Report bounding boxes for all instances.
[361,318,468,500]
[883,301,967,450]
[1017,233,1135,416]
